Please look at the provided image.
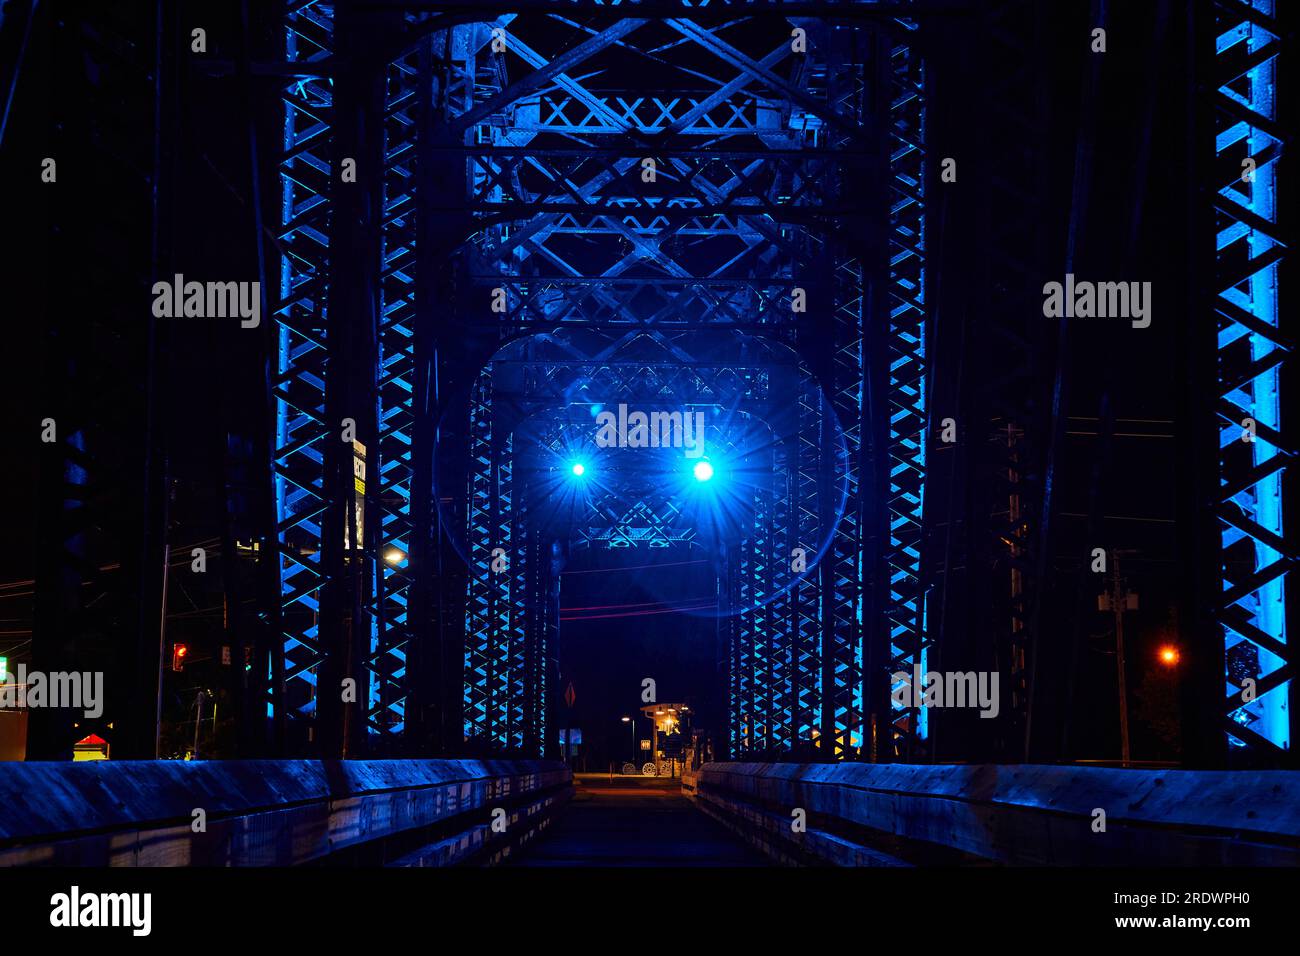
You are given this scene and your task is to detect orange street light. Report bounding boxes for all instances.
[1158,645,1180,667]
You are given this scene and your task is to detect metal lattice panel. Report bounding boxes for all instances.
[886,28,929,754]
[464,372,520,747]
[274,2,335,723]
[1213,0,1291,755]
[368,45,424,737]
[819,26,870,759]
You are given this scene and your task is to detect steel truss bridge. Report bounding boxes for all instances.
[22,0,1292,776]
[275,0,929,761]
[265,0,1289,766]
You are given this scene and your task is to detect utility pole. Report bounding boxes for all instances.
[193,689,206,758]
[1100,551,1138,767]
[154,533,171,759]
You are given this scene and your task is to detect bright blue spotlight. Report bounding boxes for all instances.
[571,462,586,477]
[693,460,714,482]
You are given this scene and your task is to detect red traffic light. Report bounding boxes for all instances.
[172,643,189,672]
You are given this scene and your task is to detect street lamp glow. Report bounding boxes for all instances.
[692,460,714,482]
[571,462,586,477]
[1158,645,1180,667]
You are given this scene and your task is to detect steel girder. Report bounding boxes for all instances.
[885,27,929,755]
[1212,0,1291,757]
[464,370,527,749]
[380,1,960,15]
[729,367,823,754]
[28,0,171,759]
[367,46,424,739]
[816,27,870,760]
[973,0,1047,758]
[274,4,438,748]
[274,2,336,736]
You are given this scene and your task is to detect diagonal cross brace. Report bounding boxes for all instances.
[452,19,646,133]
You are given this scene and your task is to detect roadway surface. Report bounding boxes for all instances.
[504,772,771,866]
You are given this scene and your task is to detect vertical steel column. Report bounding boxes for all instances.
[318,0,390,758]
[1209,0,1292,762]
[410,28,472,756]
[975,0,1049,759]
[275,0,336,748]
[885,21,930,757]
[30,0,170,759]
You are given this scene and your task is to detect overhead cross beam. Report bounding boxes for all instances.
[451,19,646,133]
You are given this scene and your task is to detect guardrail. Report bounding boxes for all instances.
[688,762,1300,866]
[0,758,572,866]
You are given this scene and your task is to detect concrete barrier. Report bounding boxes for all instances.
[0,758,571,866]
[689,761,1300,866]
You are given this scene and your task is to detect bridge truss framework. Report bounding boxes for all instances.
[17,1,1290,769]
[259,0,1290,765]
[272,1,933,760]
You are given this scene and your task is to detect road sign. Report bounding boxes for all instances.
[348,441,366,547]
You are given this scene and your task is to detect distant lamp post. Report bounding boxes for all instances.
[621,715,634,766]
[1158,645,1180,667]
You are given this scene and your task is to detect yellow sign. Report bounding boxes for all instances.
[349,441,366,547]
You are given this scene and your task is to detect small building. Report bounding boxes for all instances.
[639,703,691,776]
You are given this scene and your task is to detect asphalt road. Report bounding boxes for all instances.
[504,773,771,866]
